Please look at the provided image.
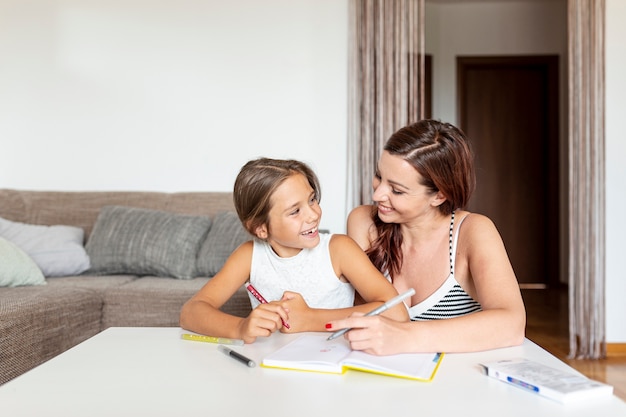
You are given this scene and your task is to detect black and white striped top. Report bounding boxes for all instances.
[408,213,482,321]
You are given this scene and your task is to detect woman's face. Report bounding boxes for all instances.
[372,151,441,223]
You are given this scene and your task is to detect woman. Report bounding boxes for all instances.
[325,120,526,354]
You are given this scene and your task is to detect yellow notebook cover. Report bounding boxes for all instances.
[262,334,443,381]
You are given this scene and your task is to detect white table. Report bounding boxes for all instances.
[1,327,624,416]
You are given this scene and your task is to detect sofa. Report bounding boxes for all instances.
[0,188,253,385]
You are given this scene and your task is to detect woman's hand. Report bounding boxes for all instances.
[325,313,411,356]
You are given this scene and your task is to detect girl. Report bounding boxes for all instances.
[180,158,408,344]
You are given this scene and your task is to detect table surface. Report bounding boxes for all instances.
[1,327,625,417]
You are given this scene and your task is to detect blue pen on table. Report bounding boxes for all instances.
[181,333,244,346]
[326,288,416,341]
[217,345,256,367]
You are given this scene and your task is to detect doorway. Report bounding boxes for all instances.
[457,55,559,287]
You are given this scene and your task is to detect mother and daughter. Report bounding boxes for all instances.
[180,119,526,353]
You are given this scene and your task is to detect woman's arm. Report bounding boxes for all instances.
[436,213,526,350]
[179,241,288,343]
[327,214,526,354]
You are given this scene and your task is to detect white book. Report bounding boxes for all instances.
[262,334,443,381]
[482,358,614,404]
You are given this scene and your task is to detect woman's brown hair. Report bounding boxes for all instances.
[367,120,476,280]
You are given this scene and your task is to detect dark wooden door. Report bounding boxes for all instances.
[457,55,559,287]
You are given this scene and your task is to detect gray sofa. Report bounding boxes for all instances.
[0,189,253,385]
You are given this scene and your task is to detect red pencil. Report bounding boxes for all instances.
[245,282,290,329]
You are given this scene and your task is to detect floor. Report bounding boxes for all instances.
[522,287,626,401]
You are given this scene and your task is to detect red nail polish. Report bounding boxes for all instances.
[325,323,332,329]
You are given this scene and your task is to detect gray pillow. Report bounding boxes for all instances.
[196,211,250,277]
[85,206,212,279]
[0,216,90,277]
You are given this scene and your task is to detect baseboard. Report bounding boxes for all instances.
[607,343,626,356]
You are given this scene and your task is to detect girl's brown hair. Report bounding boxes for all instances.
[233,158,321,237]
[367,119,476,279]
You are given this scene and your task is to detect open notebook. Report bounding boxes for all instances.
[262,334,443,381]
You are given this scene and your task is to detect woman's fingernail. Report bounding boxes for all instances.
[325,323,332,329]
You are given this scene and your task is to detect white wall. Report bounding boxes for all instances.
[605,0,626,343]
[0,0,349,234]
[425,0,568,127]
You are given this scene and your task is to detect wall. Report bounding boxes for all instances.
[425,0,568,126]
[0,0,349,234]
[605,0,626,343]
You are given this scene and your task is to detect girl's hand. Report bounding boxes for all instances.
[237,303,289,343]
[278,291,313,333]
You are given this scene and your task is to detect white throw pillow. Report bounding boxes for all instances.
[0,236,46,287]
[0,216,91,277]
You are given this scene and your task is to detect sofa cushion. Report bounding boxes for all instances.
[0,237,46,287]
[0,216,90,277]
[101,276,252,328]
[85,206,212,279]
[196,211,250,277]
[0,285,102,385]
[46,274,137,293]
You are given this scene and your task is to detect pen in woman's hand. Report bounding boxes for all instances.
[326,288,415,340]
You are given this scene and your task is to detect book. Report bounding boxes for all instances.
[261,334,443,381]
[482,358,614,404]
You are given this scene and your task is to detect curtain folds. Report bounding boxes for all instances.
[568,0,606,360]
[347,0,425,209]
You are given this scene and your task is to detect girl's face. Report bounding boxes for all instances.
[257,173,322,258]
[372,151,444,224]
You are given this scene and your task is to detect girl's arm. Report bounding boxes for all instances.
[331,234,408,322]
[279,235,409,332]
[179,241,288,343]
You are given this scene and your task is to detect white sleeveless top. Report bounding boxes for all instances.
[248,233,355,309]
[407,213,482,321]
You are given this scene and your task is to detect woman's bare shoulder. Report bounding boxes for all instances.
[457,211,505,245]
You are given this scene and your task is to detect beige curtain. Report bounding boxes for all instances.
[347,0,425,208]
[568,0,606,359]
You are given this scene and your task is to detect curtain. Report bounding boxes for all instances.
[568,0,606,359]
[347,0,425,208]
